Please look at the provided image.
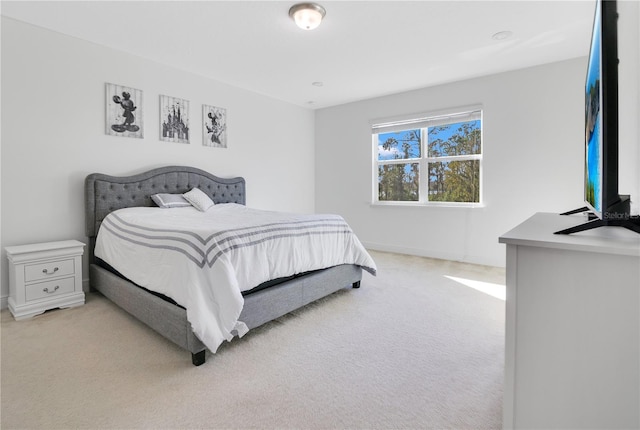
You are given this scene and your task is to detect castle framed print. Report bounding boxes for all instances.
[160,95,190,144]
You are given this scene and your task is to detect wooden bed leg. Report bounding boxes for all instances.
[192,350,206,366]
[352,281,361,288]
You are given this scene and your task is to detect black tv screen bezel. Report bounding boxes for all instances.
[585,0,620,219]
[556,0,639,234]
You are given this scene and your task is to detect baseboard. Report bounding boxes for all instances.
[363,241,462,262]
[362,242,504,268]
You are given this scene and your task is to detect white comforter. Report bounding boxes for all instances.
[94,203,377,352]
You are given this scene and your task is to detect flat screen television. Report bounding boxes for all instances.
[557,0,639,234]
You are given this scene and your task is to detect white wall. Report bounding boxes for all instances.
[315,59,586,267]
[0,18,316,302]
[2,2,638,304]
[314,0,639,269]
[618,0,640,213]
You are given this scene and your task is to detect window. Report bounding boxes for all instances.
[373,108,482,205]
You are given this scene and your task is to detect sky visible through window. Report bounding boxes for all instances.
[378,120,480,161]
[377,130,420,161]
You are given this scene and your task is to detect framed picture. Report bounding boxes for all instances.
[202,104,227,148]
[106,83,143,138]
[160,95,190,144]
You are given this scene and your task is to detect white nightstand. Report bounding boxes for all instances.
[6,240,85,320]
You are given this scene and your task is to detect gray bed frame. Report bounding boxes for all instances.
[85,165,362,366]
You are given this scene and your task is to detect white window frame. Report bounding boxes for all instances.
[372,106,483,207]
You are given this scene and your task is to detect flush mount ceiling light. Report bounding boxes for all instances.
[289,3,326,30]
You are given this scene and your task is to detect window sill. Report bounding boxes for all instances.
[370,201,485,209]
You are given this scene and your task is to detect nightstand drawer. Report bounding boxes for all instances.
[24,259,75,282]
[25,277,76,302]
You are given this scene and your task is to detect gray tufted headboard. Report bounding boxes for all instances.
[85,166,246,243]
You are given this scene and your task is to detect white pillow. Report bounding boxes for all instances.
[183,187,215,212]
[151,193,191,208]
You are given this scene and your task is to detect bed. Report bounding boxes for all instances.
[85,165,375,366]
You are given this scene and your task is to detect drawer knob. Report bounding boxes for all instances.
[42,267,59,275]
[43,286,60,294]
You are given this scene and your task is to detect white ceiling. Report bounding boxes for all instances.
[1,0,595,109]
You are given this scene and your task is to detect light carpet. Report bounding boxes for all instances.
[0,250,505,429]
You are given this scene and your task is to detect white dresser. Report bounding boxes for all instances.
[6,240,85,320]
[499,213,640,429]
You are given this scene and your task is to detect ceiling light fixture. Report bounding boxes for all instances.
[289,3,326,31]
